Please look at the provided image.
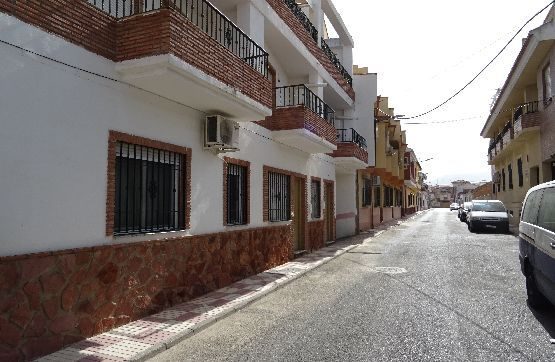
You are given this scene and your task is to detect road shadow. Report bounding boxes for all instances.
[528,303,555,338]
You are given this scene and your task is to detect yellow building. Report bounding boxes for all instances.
[481,11,555,223]
[358,96,405,230]
[404,148,422,215]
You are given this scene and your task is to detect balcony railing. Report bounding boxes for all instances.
[513,100,539,122]
[276,84,335,124]
[336,128,367,150]
[87,0,268,76]
[321,38,353,86]
[283,0,319,42]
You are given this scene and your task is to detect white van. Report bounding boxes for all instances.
[519,181,555,308]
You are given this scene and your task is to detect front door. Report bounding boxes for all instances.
[323,182,334,242]
[292,177,305,251]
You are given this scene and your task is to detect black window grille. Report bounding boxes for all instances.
[269,172,291,222]
[311,180,321,219]
[508,163,513,189]
[362,179,372,207]
[517,158,524,187]
[227,163,248,225]
[502,168,506,191]
[115,142,186,235]
[374,186,381,207]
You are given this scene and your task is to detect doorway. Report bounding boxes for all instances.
[323,182,334,242]
[292,177,305,252]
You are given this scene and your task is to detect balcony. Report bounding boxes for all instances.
[111,0,273,121]
[488,101,541,164]
[268,0,354,100]
[261,84,337,153]
[329,128,368,173]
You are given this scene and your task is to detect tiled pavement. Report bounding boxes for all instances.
[38,211,428,362]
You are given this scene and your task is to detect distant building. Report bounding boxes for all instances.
[472,182,494,201]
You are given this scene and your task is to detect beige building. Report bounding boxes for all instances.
[481,9,555,222]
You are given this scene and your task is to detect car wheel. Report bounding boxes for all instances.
[526,274,548,309]
[468,222,475,233]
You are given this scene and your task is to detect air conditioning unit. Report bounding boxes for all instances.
[204,115,240,152]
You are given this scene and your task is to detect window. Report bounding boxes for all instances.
[502,168,506,191]
[226,163,248,225]
[311,179,321,219]
[384,186,394,207]
[362,178,372,206]
[543,63,552,105]
[517,158,523,187]
[374,185,381,207]
[508,163,513,190]
[268,171,290,222]
[522,190,543,225]
[538,188,555,233]
[114,142,186,235]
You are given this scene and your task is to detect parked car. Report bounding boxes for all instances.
[458,201,472,222]
[450,203,459,211]
[519,181,555,308]
[467,200,510,233]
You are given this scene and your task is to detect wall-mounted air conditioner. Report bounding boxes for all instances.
[204,115,239,152]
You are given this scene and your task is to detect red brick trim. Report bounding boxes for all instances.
[222,157,251,226]
[106,130,192,236]
[329,143,369,163]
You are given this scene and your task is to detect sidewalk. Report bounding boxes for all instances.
[38,211,427,361]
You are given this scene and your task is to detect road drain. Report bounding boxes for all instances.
[371,267,407,274]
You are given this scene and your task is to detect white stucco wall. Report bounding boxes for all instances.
[353,72,377,166]
[335,173,356,238]
[0,14,337,256]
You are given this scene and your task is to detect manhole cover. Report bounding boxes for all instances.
[372,267,407,275]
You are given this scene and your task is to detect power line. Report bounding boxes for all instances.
[0,36,355,172]
[403,0,554,120]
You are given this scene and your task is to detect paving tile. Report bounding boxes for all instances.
[100,340,153,359]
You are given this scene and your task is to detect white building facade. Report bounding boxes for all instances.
[0,0,376,359]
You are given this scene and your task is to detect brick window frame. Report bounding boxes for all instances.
[223,157,250,226]
[106,130,192,236]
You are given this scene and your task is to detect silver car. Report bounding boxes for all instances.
[519,181,555,308]
[467,200,510,233]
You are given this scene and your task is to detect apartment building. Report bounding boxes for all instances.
[404,148,422,215]
[481,9,555,222]
[0,0,375,359]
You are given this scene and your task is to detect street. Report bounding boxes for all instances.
[152,209,555,361]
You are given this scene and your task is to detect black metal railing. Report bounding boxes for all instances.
[275,84,335,124]
[86,0,268,76]
[336,128,367,150]
[513,100,539,121]
[321,38,353,87]
[283,0,318,42]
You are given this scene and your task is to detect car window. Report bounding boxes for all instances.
[470,202,505,212]
[538,188,555,233]
[522,190,543,225]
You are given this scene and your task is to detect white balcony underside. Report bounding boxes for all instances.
[115,54,272,122]
[272,129,337,154]
[334,157,367,174]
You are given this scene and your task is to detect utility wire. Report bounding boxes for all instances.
[403,0,555,120]
[0,37,356,172]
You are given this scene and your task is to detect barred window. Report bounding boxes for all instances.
[362,178,372,206]
[374,186,381,207]
[508,163,513,190]
[517,158,523,187]
[115,142,186,235]
[227,163,248,225]
[269,172,290,222]
[311,180,321,219]
[502,168,506,191]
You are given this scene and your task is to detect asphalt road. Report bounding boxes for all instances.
[151,209,555,361]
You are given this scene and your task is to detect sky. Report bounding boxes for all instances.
[329,0,551,185]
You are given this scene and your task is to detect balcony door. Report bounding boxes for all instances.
[323,182,334,242]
